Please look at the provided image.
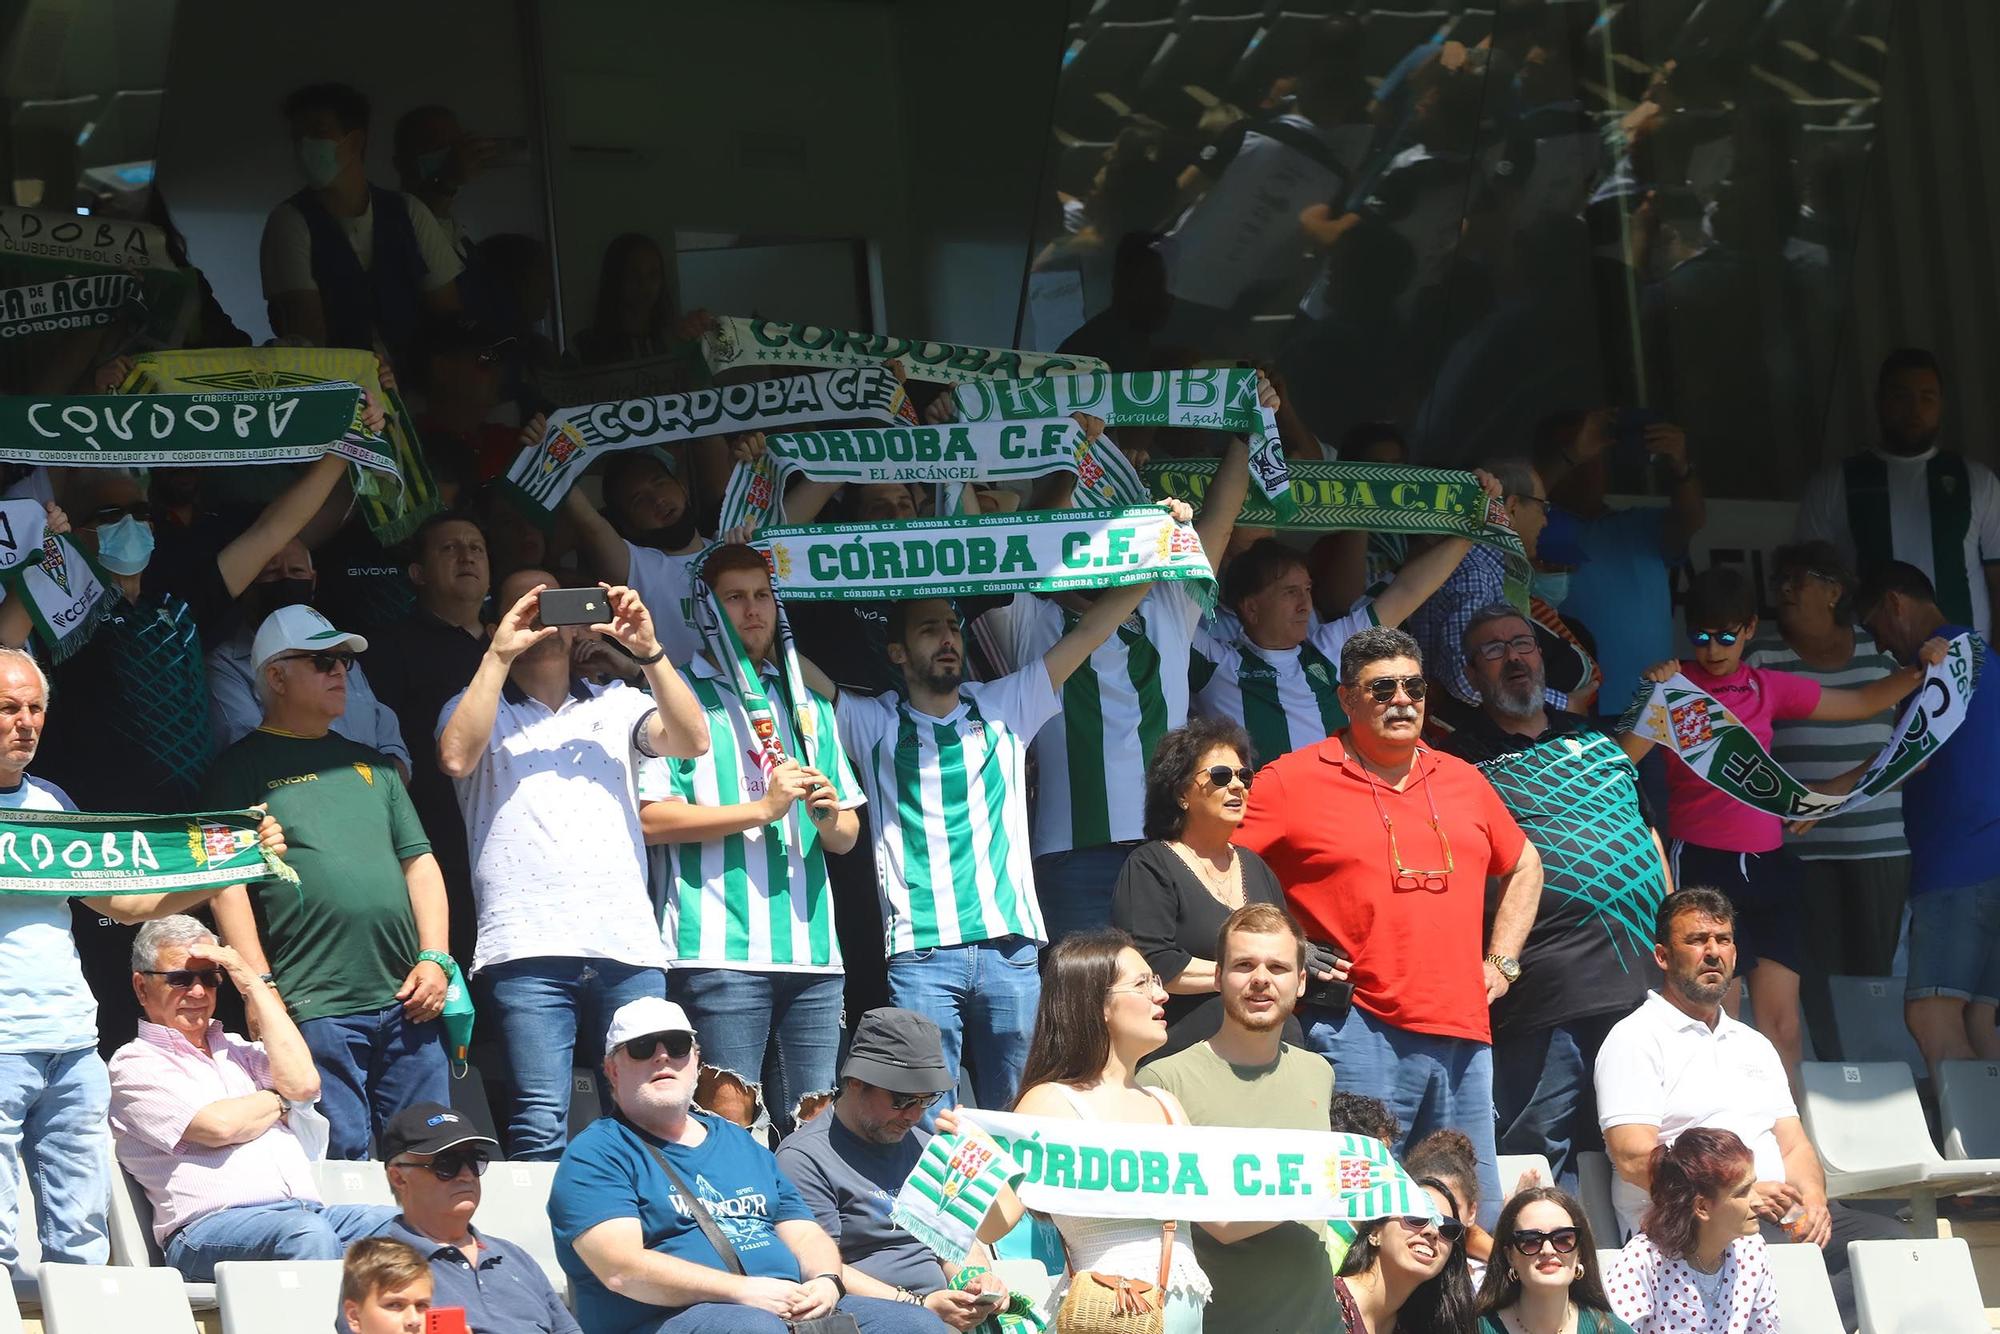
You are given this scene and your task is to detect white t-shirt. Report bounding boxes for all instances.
[1594,990,1797,1235]
[259,189,464,299]
[438,678,669,974]
[0,775,97,1054]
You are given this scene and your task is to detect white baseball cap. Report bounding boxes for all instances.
[251,604,369,673]
[604,997,696,1051]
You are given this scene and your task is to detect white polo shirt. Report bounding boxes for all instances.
[438,677,669,974]
[1595,989,1796,1234]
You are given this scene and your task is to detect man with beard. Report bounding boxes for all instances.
[1595,888,1906,1328]
[437,572,708,1159]
[1796,347,2000,639]
[1438,605,1669,1194]
[1233,624,1542,1225]
[775,1008,1008,1329]
[564,441,708,666]
[549,998,945,1334]
[815,504,1191,1111]
[1138,903,1337,1333]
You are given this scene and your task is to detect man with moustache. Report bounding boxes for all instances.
[1139,903,1338,1334]
[1594,888,1906,1328]
[548,998,946,1333]
[1233,625,1543,1225]
[1439,605,1670,1193]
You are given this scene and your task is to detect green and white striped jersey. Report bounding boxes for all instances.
[976,585,1203,854]
[1190,602,1377,766]
[638,657,863,973]
[835,667,1060,955]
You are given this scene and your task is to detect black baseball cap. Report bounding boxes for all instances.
[838,1007,952,1095]
[379,1102,499,1160]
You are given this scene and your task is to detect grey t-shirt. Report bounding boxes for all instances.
[776,1109,947,1293]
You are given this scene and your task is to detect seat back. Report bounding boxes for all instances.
[1495,1154,1553,1199]
[1936,1060,2000,1159]
[448,1061,499,1140]
[1575,1151,1624,1246]
[104,1171,165,1267]
[1849,1237,1991,1333]
[12,1178,39,1274]
[475,1162,564,1290]
[37,1263,196,1334]
[568,1068,604,1142]
[1826,975,1927,1067]
[314,1160,397,1208]
[1761,1242,1842,1331]
[1797,1061,1942,1174]
[214,1260,344,1334]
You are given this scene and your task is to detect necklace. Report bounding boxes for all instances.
[1507,1301,1578,1334]
[1169,841,1242,908]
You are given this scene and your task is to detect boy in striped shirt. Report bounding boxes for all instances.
[639,545,864,1127]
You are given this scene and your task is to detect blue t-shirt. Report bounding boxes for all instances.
[0,775,97,1055]
[1561,506,1674,715]
[1901,624,2000,895]
[550,1112,812,1334]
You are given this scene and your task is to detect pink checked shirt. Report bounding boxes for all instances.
[107,1020,319,1244]
[1604,1232,1780,1334]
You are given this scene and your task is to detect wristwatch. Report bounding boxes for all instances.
[1485,953,1522,983]
[813,1272,847,1299]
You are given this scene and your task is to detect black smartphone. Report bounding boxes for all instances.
[537,587,608,627]
[1614,406,1665,467]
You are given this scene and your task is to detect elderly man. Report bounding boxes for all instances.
[1233,625,1542,1225]
[364,1101,579,1334]
[0,646,285,1279]
[775,1009,1007,1330]
[1595,889,1907,1328]
[204,604,451,1159]
[109,916,395,1280]
[549,997,946,1333]
[438,573,708,1159]
[1438,604,1670,1192]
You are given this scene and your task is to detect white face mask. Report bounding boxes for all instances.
[296,136,342,189]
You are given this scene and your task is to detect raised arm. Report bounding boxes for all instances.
[1194,436,1251,576]
[1806,639,1941,721]
[438,585,554,779]
[193,941,320,1102]
[594,584,709,760]
[216,453,350,598]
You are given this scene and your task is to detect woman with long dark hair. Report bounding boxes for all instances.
[1475,1186,1634,1334]
[1604,1129,1778,1333]
[573,232,674,365]
[1332,1176,1477,1333]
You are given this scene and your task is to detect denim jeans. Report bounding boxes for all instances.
[1490,1013,1624,1196]
[1033,843,1140,945]
[479,956,667,1159]
[644,1293,950,1332]
[1301,1003,1501,1228]
[297,1001,449,1159]
[0,1048,110,1273]
[163,1199,395,1281]
[887,936,1039,1112]
[673,968,843,1130]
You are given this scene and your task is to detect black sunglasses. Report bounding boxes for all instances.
[1355,675,1428,703]
[1510,1226,1579,1256]
[888,1090,943,1111]
[1201,765,1254,789]
[278,651,356,674]
[140,968,223,990]
[622,1031,695,1062]
[397,1149,492,1181]
[1395,1214,1465,1244]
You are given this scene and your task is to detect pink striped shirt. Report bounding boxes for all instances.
[107,1020,319,1244]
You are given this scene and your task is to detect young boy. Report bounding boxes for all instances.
[1618,566,1941,1090]
[341,1237,434,1334]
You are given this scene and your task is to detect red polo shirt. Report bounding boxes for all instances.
[1233,732,1528,1043]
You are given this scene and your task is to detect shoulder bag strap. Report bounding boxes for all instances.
[632,1125,747,1277]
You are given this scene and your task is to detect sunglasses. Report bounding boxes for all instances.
[1510,1226,1579,1256]
[278,650,356,674]
[396,1149,492,1181]
[888,1089,943,1112]
[622,1031,695,1062]
[1470,634,1540,663]
[1395,1215,1466,1244]
[1201,765,1254,789]
[1355,674,1427,704]
[139,968,223,990]
[1690,630,1741,647]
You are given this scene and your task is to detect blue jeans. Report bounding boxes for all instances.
[1034,843,1140,945]
[1490,1013,1623,1196]
[298,1002,449,1159]
[163,1199,394,1281]
[645,1294,949,1332]
[0,1048,110,1273]
[888,936,1039,1113]
[480,956,667,1159]
[1302,1004,1501,1229]
[673,968,843,1130]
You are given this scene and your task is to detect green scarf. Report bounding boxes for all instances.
[0,807,298,895]
[702,315,1109,385]
[1617,633,1983,820]
[692,581,820,855]
[1146,457,1524,554]
[0,499,111,663]
[0,205,193,347]
[121,347,437,544]
[0,274,146,341]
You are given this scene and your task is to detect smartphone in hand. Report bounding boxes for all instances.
[536,587,608,627]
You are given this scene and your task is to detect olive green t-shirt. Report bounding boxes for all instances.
[200,728,429,1022]
[1138,1040,1337,1334]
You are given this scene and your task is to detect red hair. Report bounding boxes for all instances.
[1640,1127,1754,1259]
